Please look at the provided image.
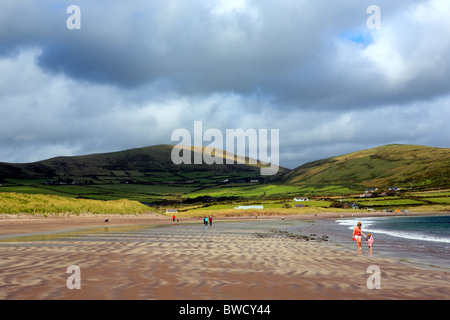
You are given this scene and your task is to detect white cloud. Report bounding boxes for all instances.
[362,0,450,86]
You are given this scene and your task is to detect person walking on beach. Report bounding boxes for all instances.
[352,221,367,252]
[208,216,212,226]
[172,215,176,222]
[204,216,208,226]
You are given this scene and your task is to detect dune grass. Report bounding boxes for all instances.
[0,192,150,215]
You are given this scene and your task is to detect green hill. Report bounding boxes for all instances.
[0,144,286,185]
[281,144,450,190]
[0,144,448,205]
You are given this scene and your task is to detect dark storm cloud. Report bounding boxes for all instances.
[2,0,439,106]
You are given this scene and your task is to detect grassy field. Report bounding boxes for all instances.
[0,180,199,203]
[0,183,448,216]
[191,199,332,211]
[355,198,427,206]
[0,180,359,206]
[0,188,448,216]
[183,183,356,199]
[407,190,450,197]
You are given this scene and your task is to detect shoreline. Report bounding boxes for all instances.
[0,210,447,236]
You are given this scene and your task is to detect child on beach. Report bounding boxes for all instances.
[366,233,374,251]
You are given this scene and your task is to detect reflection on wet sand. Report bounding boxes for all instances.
[0,224,155,243]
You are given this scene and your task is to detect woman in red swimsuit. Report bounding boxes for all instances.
[353,221,367,252]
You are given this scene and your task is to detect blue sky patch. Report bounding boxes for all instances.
[339,30,373,47]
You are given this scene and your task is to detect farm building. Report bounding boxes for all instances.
[293,197,309,202]
[360,193,373,198]
[234,205,264,210]
[343,203,360,209]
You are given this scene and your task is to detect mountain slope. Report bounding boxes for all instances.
[0,145,286,183]
[281,144,450,189]
[1,144,448,192]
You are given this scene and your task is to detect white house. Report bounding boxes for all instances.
[293,197,309,202]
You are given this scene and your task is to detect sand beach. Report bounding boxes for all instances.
[0,212,448,300]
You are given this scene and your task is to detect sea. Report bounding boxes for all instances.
[287,214,450,269]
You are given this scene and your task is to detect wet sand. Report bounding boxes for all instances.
[0,211,440,235]
[0,212,449,300]
[0,213,170,236]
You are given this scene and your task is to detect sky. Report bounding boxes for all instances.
[1,0,449,170]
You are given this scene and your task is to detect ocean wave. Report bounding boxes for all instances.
[335,218,376,228]
[335,218,450,244]
[367,228,450,244]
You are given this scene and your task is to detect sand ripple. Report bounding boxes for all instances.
[0,221,448,299]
